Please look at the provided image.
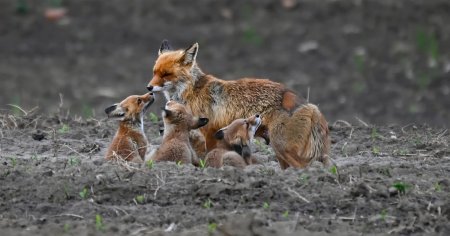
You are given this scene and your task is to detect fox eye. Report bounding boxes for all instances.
[162,72,172,77]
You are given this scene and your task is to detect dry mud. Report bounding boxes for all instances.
[0,113,449,236]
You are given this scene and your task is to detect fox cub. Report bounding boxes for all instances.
[151,100,209,165]
[105,93,154,163]
[205,114,261,169]
[147,40,330,169]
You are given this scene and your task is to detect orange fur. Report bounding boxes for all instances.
[105,93,154,163]
[147,41,330,169]
[151,100,208,165]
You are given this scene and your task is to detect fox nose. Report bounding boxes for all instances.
[255,114,260,118]
[147,85,153,91]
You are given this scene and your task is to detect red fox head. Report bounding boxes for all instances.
[214,114,262,159]
[162,100,209,133]
[105,93,154,122]
[147,40,199,95]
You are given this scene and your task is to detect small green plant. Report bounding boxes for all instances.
[199,159,206,169]
[58,124,70,134]
[263,201,270,210]
[67,157,80,166]
[207,222,217,233]
[135,195,145,204]
[82,104,94,118]
[392,181,410,195]
[329,165,338,175]
[353,53,366,73]
[149,112,159,123]
[371,127,380,141]
[63,184,71,200]
[95,214,104,231]
[298,173,310,183]
[16,0,29,14]
[434,182,442,192]
[416,29,439,61]
[79,187,89,199]
[146,159,154,169]
[372,146,381,156]
[282,210,289,218]
[242,27,263,46]
[63,223,70,233]
[380,209,387,221]
[254,138,272,155]
[10,157,17,168]
[203,198,212,209]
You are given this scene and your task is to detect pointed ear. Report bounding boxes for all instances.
[159,39,172,55]
[105,104,117,115]
[214,129,224,140]
[182,42,198,65]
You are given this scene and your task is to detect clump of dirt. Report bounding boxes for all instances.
[1,112,449,235]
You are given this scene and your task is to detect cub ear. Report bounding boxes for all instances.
[197,118,209,128]
[159,39,172,55]
[214,129,225,140]
[182,42,199,65]
[105,104,117,116]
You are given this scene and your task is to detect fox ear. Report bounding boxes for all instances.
[105,104,117,115]
[159,39,172,55]
[214,129,224,140]
[182,42,198,65]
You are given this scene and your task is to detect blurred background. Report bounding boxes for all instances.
[0,0,449,127]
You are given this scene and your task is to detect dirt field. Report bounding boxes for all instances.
[0,112,449,236]
[1,0,449,235]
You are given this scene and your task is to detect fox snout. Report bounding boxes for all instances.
[146,85,153,91]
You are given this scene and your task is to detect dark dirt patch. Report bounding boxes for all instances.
[0,0,449,126]
[0,113,449,235]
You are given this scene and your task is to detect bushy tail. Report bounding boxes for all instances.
[295,104,331,166]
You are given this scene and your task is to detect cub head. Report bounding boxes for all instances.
[147,40,199,93]
[162,100,208,131]
[105,93,154,122]
[214,114,262,159]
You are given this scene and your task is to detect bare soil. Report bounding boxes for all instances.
[0,112,449,236]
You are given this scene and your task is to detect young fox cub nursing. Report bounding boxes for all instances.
[205,114,261,169]
[105,93,154,163]
[147,40,330,169]
[151,100,209,165]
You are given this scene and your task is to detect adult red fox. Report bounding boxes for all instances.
[147,41,330,169]
[205,114,261,169]
[105,93,154,163]
[150,100,209,165]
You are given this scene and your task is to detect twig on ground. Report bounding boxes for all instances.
[287,187,310,203]
[154,171,167,200]
[62,144,90,159]
[333,120,352,128]
[51,213,84,219]
[354,116,369,127]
